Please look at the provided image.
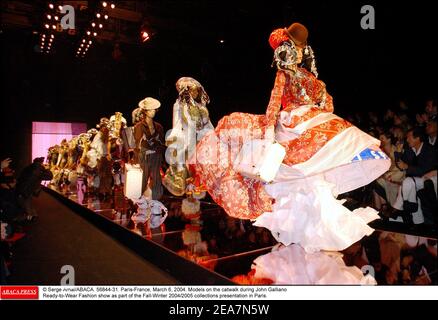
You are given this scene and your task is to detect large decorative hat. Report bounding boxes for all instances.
[176,77,210,105]
[269,28,290,50]
[96,117,110,129]
[285,22,308,48]
[138,97,161,110]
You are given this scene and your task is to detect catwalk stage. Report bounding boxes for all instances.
[8,186,432,286]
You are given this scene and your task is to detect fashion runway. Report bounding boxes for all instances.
[13,187,434,285]
[6,190,179,285]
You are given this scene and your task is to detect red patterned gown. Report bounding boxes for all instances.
[189,66,390,252]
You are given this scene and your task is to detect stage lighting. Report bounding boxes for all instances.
[93,32,97,37]
[104,14,108,20]
[141,31,150,42]
[49,3,54,9]
[96,13,101,18]
[54,16,59,21]
[51,34,54,38]
[87,31,91,35]
[92,22,96,27]
[102,1,108,7]
[45,24,50,29]
[52,25,56,30]
[111,4,115,9]
[47,14,52,20]
[89,40,93,44]
[99,24,103,28]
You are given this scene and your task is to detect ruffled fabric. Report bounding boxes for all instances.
[252,244,376,285]
[254,176,379,252]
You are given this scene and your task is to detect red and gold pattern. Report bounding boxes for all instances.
[189,68,352,220]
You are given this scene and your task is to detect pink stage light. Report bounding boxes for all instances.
[32,122,87,162]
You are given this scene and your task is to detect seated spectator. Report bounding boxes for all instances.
[383,108,395,130]
[1,158,20,223]
[425,99,437,121]
[391,125,408,151]
[416,112,429,128]
[15,157,53,221]
[374,131,405,210]
[391,127,438,224]
[425,118,437,149]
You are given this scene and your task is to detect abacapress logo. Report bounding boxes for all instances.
[0,286,39,300]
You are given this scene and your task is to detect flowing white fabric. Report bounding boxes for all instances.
[253,109,391,252]
[252,244,376,285]
[254,175,379,252]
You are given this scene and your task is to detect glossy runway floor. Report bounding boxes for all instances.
[7,186,437,285]
[6,190,179,285]
[43,185,438,285]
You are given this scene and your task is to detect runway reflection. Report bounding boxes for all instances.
[55,186,437,285]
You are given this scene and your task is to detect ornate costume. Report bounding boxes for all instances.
[134,97,165,200]
[163,77,214,196]
[189,26,390,252]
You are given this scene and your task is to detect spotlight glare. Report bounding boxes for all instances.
[52,25,56,30]
[96,13,101,18]
[47,14,52,20]
[102,1,108,7]
[54,16,59,21]
[51,34,54,38]
[110,3,115,9]
[92,22,96,27]
[89,40,93,44]
[104,14,108,20]
[93,32,97,36]
[141,31,150,42]
[58,5,63,11]
[45,24,50,29]
[99,24,103,29]
[87,31,91,35]
[49,4,54,9]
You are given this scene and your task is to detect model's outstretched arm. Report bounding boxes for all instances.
[265,71,287,127]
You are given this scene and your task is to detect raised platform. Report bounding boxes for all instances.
[45,187,437,285]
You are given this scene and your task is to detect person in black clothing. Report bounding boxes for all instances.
[15,157,53,221]
[391,127,437,225]
[426,118,437,149]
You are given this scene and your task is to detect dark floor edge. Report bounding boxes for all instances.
[370,220,438,240]
[43,187,234,285]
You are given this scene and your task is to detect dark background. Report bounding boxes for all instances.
[1,0,437,172]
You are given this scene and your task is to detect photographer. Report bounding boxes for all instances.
[15,157,53,221]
